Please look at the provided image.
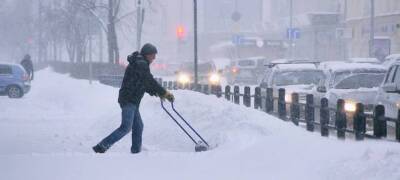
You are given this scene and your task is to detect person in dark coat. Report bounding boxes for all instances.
[20,54,34,80]
[93,43,174,154]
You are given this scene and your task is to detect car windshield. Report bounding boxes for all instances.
[334,73,385,89]
[273,70,325,86]
[238,60,256,66]
[181,62,214,74]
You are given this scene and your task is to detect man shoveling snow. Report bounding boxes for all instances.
[93,43,174,154]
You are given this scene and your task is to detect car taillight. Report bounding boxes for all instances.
[231,67,239,73]
[22,74,29,81]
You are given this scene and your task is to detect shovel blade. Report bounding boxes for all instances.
[195,141,209,152]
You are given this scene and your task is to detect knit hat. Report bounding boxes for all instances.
[140,43,158,55]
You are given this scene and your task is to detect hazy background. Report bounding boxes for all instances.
[0,0,399,64]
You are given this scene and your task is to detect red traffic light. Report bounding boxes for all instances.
[176,25,185,39]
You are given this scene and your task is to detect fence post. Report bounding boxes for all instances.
[320,98,329,137]
[353,103,366,141]
[335,99,347,139]
[163,81,168,89]
[305,94,315,132]
[397,109,400,142]
[244,86,251,107]
[254,87,262,109]
[290,93,300,126]
[278,88,286,120]
[373,105,387,138]
[216,85,222,98]
[225,86,231,101]
[168,81,173,90]
[234,86,240,104]
[157,78,162,85]
[196,84,202,92]
[202,84,209,95]
[266,88,273,113]
[173,81,178,90]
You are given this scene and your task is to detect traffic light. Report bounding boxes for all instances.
[176,25,185,40]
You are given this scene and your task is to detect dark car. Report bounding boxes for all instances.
[176,61,221,85]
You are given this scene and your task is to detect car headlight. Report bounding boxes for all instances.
[285,94,292,103]
[209,73,221,84]
[344,100,356,112]
[178,73,190,84]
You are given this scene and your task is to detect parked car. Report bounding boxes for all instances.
[347,57,380,64]
[0,62,31,98]
[382,54,400,67]
[260,61,325,104]
[375,61,400,120]
[320,61,387,113]
[227,57,268,85]
[176,61,221,86]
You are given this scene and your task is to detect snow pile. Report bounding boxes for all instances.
[1,68,400,180]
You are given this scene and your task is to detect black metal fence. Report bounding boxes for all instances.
[156,80,400,143]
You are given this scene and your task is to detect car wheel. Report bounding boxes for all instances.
[7,86,23,98]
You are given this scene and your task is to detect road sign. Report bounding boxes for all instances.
[287,28,300,40]
[232,35,244,45]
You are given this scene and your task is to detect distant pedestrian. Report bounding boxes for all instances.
[20,54,34,80]
[93,43,174,154]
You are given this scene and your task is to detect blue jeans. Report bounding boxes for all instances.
[98,103,143,152]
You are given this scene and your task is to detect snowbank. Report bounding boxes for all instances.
[1,68,400,180]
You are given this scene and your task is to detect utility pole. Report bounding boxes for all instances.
[136,0,142,51]
[193,0,198,88]
[369,0,375,57]
[342,0,348,60]
[38,0,43,62]
[289,0,293,59]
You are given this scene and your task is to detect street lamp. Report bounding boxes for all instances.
[193,0,198,88]
[369,0,375,57]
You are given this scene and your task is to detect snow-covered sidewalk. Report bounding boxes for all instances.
[1,68,400,180]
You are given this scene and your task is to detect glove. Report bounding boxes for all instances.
[162,91,175,102]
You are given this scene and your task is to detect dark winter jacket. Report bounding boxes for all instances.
[20,57,34,80]
[118,52,166,106]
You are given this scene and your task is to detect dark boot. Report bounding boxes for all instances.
[92,144,107,153]
[131,147,141,154]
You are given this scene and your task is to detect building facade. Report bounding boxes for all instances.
[346,0,400,59]
[267,0,344,60]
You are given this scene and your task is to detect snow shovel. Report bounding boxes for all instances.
[161,99,210,152]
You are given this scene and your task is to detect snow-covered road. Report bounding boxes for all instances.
[1,68,400,180]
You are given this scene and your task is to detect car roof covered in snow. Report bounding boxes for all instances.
[0,62,23,68]
[386,54,400,60]
[274,63,320,71]
[236,56,266,61]
[320,61,387,73]
[347,57,380,64]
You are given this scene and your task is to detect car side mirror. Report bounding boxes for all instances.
[382,83,399,93]
[317,86,327,93]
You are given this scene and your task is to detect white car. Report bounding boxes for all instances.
[375,61,400,120]
[260,62,326,103]
[382,54,400,67]
[320,61,387,112]
[227,57,268,85]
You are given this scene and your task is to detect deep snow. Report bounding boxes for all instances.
[1,68,400,180]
